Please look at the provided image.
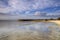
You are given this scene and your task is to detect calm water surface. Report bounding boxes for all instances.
[0,21,60,40]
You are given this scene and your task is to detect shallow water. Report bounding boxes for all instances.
[0,21,60,40]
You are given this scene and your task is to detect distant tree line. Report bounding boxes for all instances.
[18,17,60,21]
[57,17,60,20]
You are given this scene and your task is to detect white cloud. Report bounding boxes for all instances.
[0,0,60,14]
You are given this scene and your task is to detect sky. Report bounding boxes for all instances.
[0,0,60,16]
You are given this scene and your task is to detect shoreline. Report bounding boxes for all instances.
[20,20,60,26]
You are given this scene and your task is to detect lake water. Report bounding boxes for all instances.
[0,21,60,40]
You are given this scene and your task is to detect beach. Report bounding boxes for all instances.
[0,20,60,40]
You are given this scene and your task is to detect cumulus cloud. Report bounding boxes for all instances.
[9,0,60,10]
[0,0,60,15]
[0,0,9,8]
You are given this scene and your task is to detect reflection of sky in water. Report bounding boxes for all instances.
[0,22,60,39]
[16,22,60,33]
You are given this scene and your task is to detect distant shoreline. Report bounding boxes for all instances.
[19,20,60,26]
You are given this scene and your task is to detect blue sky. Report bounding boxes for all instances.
[0,0,60,16]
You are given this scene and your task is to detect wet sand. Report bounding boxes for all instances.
[0,21,60,40]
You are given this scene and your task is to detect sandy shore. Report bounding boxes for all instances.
[30,20,60,26]
[48,20,60,26]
